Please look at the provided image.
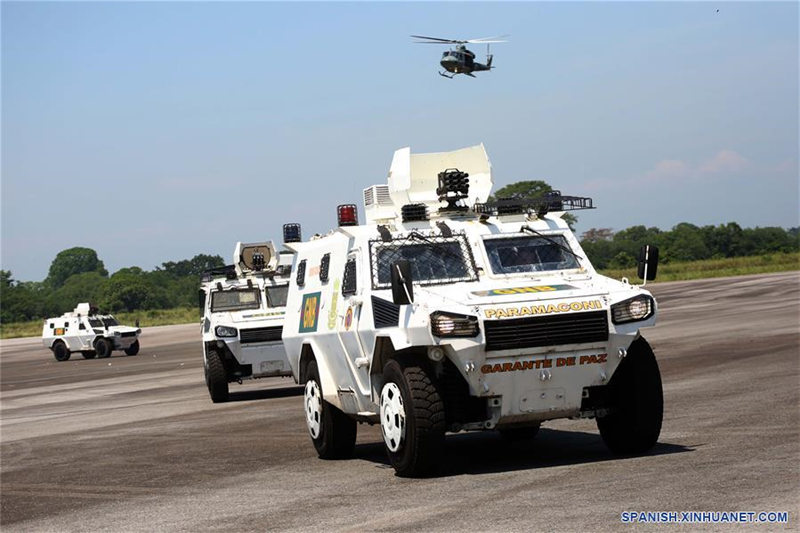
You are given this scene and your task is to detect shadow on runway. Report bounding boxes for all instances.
[353,428,695,477]
[227,386,304,402]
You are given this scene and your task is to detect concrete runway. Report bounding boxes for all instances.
[1,272,798,531]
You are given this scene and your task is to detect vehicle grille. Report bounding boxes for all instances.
[240,326,282,344]
[484,310,609,351]
[120,331,137,338]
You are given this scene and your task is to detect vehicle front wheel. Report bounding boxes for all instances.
[597,337,663,454]
[124,340,140,356]
[204,349,229,403]
[381,356,445,477]
[53,342,70,362]
[304,359,356,459]
[94,338,112,358]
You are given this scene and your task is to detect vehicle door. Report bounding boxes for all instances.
[75,317,95,350]
[336,251,371,396]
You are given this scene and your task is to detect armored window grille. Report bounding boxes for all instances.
[369,231,478,290]
[342,258,357,296]
[296,259,307,286]
[320,253,331,283]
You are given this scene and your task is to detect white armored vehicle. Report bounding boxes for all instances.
[200,235,297,403]
[282,145,662,477]
[42,303,141,361]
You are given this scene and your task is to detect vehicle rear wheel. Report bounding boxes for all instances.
[52,342,70,362]
[304,359,356,459]
[81,351,96,359]
[94,338,112,358]
[381,356,445,477]
[124,340,140,356]
[597,337,663,454]
[204,349,229,403]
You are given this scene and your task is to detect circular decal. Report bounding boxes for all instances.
[344,307,353,330]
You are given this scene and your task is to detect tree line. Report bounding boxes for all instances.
[1,247,224,323]
[2,179,798,324]
[580,223,799,269]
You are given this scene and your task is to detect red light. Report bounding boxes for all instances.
[337,204,358,226]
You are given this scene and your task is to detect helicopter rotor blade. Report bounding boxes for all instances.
[464,34,510,43]
[410,35,467,44]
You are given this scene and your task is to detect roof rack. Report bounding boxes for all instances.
[474,191,594,217]
[200,265,237,283]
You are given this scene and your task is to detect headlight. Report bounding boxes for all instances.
[114,331,121,337]
[611,295,654,324]
[430,312,480,337]
[215,325,238,338]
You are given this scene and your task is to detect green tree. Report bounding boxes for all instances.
[47,272,109,316]
[100,272,167,312]
[159,254,224,277]
[46,247,108,288]
[490,180,578,230]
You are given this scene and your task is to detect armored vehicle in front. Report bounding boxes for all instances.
[282,145,662,477]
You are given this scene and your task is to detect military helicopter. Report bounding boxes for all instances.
[411,34,508,78]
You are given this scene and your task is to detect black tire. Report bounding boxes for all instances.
[205,349,229,403]
[597,337,663,454]
[124,340,140,356]
[52,342,70,362]
[499,423,541,443]
[94,338,112,358]
[304,359,356,459]
[81,351,96,359]
[381,356,446,477]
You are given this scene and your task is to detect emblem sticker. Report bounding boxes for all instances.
[472,284,577,297]
[344,307,354,330]
[299,292,321,333]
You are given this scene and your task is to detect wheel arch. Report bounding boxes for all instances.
[299,342,339,406]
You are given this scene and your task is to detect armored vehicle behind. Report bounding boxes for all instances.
[42,303,141,361]
[200,238,297,402]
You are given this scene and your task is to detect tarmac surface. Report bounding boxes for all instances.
[1,272,798,531]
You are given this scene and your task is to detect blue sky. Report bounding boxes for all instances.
[2,2,798,281]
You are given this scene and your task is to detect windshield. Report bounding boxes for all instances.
[101,317,119,327]
[370,234,478,289]
[265,285,289,308]
[210,288,262,312]
[483,235,580,274]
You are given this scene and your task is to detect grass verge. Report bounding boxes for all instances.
[599,252,800,283]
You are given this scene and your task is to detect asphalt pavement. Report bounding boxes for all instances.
[1,272,798,531]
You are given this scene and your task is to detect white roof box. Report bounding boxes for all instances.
[234,241,279,276]
[391,143,492,211]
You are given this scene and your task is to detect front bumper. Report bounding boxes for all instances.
[219,339,291,377]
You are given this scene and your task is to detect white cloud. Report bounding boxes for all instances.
[581,149,752,191]
[697,149,750,174]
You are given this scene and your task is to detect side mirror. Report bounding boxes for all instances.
[637,245,659,281]
[135,318,140,328]
[390,260,414,305]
